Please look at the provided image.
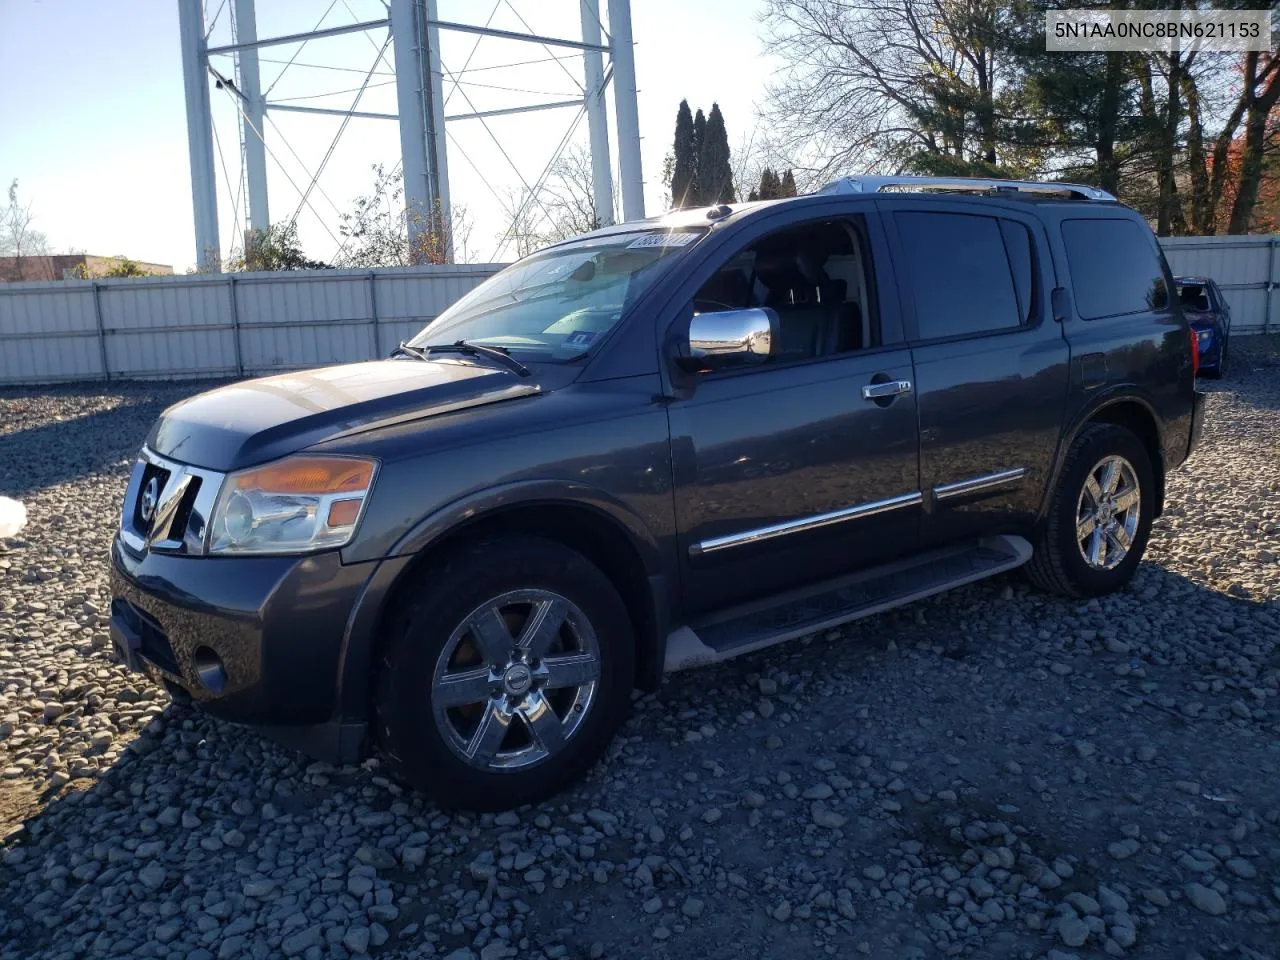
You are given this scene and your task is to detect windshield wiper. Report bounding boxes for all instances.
[391,341,430,362]
[414,340,531,378]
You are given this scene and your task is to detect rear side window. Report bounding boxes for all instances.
[1061,219,1169,319]
[895,212,1022,339]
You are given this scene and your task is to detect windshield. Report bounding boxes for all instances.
[408,228,706,362]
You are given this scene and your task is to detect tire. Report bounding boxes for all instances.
[374,536,634,811]
[1025,423,1155,598]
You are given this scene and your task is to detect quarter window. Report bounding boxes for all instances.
[1061,218,1169,319]
[895,212,1023,340]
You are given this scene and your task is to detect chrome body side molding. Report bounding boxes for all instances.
[933,467,1025,502]
[688,491,922,557]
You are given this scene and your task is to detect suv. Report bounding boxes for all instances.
[110,176,1206,810]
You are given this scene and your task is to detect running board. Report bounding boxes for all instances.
[663,535,1032,672]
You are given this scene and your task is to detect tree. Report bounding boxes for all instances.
[760,0,1028,181]
[755,167,780,200]
[496,145,614,257]
[70,256,156,279]
[779,169,798,197]
[670,100,698,208]
[1225,52,1280,234]
[337,164,472,267]
[698,103,736,204]
[228,222,330,272]
[758,0,1278,234]
[692,109,707,202]
[1,179,52,280]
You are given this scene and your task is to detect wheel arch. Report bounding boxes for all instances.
[1042,394,1167,524]
[336,483,670,727]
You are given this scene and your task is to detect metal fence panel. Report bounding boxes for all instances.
[1,240,1275,386]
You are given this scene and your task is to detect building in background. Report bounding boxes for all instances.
[0,254,174,283]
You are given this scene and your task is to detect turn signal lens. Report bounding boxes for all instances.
[235,458,374,495]
[208,456,378,555]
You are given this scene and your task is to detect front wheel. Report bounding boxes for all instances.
[375,536,635,810]
[1026,424,1155,598]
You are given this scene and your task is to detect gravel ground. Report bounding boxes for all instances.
[1,340,1278,960]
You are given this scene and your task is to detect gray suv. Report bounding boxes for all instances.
[110,176,1206,809]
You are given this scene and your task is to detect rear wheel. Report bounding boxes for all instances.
[1026,424,1155,598]
[375,537,634,810]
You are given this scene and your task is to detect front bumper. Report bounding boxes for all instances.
[109,535,379,758]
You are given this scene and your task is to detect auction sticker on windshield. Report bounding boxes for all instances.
[626,232,699,249]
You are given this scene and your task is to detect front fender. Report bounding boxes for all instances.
[386,477,666,572]
[332,479,668,722]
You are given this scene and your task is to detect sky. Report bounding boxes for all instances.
[0,0,776,270]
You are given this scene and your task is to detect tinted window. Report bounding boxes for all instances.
[1061,219,1169,319]
[896,212,1021,339]
[999,220,1035,323]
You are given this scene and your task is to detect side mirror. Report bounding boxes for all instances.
[677,307,779,372]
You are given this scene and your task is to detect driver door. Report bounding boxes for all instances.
[666,209,922,617]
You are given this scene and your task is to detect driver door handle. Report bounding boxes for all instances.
[862,379,913,401]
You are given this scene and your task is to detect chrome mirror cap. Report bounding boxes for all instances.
[685,307,778,370]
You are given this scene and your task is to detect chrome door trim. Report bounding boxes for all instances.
[688,491,923,557]
[933,467,1025,502]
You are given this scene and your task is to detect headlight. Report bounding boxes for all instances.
[207,456,377,555]
[1196,328,1213,344]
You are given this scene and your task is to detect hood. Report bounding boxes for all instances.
[1184,310,1217,330]
[147,358,541,471]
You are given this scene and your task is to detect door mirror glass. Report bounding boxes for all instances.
[680,307,779,372]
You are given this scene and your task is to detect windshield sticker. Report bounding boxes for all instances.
[626,232,698,249]
[565,330,597,346]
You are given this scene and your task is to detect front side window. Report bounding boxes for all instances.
[410,229,706,361]
[1062,218,1169,320]
[690,218,877,364]
[894,211,1023,340]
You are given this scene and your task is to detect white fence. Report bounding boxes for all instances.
[1159,235,1278,334]
[0,264,502,385]
[1,236,1276,386]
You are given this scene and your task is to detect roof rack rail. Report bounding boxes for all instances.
[817,175,1117,203]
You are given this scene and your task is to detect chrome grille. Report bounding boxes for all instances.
[120,449,224,555]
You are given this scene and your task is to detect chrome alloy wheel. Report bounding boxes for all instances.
[1075,455,1141,570]
[431,589,601,771]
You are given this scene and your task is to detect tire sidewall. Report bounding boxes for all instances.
[1052,426,1155,596]
[376,537,634,810]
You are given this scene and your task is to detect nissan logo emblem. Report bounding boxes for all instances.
[139,476,161,525]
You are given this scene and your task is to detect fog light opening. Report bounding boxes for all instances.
[192,646,228,694]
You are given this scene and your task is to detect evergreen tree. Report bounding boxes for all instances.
[779,169,797,197]
[691,109,707,204]
[756,167,780,199]
[699,103,736,204]
[670,100,697,209]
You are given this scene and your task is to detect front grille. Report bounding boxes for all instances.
[121,450,224,555]
[111,598,179,675]
[132,461,171,535]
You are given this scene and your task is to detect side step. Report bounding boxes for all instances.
[663,535,1032,672]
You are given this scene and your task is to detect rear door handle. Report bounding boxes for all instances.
[862,379,912,401]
